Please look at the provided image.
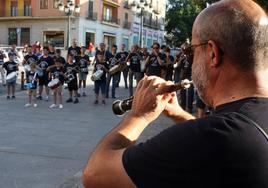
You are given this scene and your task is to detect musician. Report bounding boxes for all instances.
[54,49,66,66]
[117,44,129,89]
[48,44,56,59]
[8,44,21,64]
[37,46,55,101]
[65,54,79,104]
[173,51,183,83]
[48,59,65,109]
[106,44,120,99]
[145,42,166,78]
[163,47,174,81]
[93,53,109,105]
[67,39,81,60]
[24,63,39,108]
[77,46,90,97]
[94,43,112,64]
[177,43,194,113]
[3,54,18,99]
[22,45,38,66]
[126,44,143,96]
[83,0,268,187]
[0,49,7,86]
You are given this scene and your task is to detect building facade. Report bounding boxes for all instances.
[0,0,166,50]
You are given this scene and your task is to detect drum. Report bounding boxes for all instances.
[24,64,30,72]
[6,72,17,83]
[24,82,34,89]
[48,78,61,89]
[91,69,103,81]
[109,64,125,75]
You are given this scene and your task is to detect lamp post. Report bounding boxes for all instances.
[56,0,80,49]
[130,0,153,47]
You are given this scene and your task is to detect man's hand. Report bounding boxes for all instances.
[130,76,173,123]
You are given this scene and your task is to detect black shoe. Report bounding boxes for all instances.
[66,98,73,103]
[112,96,116,99]
[94,100,98,105]
[105,95,109,99]
[3,84,6,86]
[82,92,87,97]
[11,96,15,99]
[7,96,10,99]
[125,86,128,89]
[74,98,79,103]
[77,93,81,97]
[37,96,42,100]
[102,100,106,105]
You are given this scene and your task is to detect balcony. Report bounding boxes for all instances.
[103,0,120,7]
[143,18,161,29]
[87,11,98,21]
[123,21,131,29]
[0,8,32,18]
[102,16,120,26]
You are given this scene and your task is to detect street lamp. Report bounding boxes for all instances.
[56,0,80,49]
[130,0,153,47]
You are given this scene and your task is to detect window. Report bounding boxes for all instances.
[53,0,59,9]
[85,32,95,49]
[11,1,18,17]
[43,31,64,47]
[103,6,112,21]
[125,13,128,22]
[24,0,31,16]
[21,28,30,46]
[40,0,48,9]
[8,28,18,45]
[123,38,129,51]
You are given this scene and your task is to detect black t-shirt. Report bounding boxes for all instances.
[68,46,81,57]
[48,51,56,59]
[146,53,166,77]
[94,61,109,82]
[123,97,268,188]
[128,52,141,72]
[50,67,65,84]
[76,55,90,73]
[26,71,39,88]
[37,56,54,75]
[3,61,18,75]
[116,51,129,62]
[65,63,79,81]
[24,54,38,65]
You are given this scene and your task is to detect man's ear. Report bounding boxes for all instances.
[207,40,222,68]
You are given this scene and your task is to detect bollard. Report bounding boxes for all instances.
[21,71,25,90]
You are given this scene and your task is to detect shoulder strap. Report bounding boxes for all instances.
[231,112,268,141]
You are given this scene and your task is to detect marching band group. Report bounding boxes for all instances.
[0,39,203,114]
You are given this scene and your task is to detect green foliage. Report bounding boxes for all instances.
[165,0,268,47]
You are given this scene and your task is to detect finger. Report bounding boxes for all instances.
[155,81,174,95]
[140,76,159,90]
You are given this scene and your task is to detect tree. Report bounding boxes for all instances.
[165,0,202,47]
[165,0,268,47]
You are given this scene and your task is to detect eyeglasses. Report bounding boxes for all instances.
[152,46,159,50]
[186,42,208,55]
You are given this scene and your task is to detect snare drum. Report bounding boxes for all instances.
[91,69,103,81]
[6,72,17,83]
[24,64,31,72]
[48,79,61,90]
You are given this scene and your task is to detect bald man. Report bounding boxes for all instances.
[83,0,268,187]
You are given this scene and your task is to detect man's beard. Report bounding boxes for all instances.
[192,57,209,102]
